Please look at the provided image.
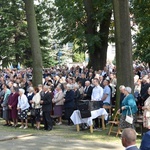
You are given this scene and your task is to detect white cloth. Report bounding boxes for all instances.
[70,108,108,126]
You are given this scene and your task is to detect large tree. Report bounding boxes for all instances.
[24,0,43,86]
[0,0,29,67]
[113,0,134,109]
[131,0,150,67]
[52,0,112,70]
[0,0,54,68]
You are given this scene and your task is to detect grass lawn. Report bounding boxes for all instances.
[0,118,142,147]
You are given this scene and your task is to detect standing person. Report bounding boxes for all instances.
[40,85,53,131]
[73,84,80,109]
[91,78,103,109]
[83,81,93,100]
[64,84,74,125]
[26,86,34,127]
[101,80,111,106]
[119,85,126,112]
[52,84,64,125]
[27,86,34,109]
[91,78,103,129]
[38,84,45,99]
[121,128,139,150]
[119,87,138,130]
[1,84,11,126]
[17,88,30,129]
[30,87,41,130]
[142,87,150,129]
[79,73,86,87]
[140,77,150,107]
[8,86,19,127]
[101,80,111,123]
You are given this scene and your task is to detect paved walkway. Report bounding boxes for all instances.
[0,117,125,150]
[0,131,124,150]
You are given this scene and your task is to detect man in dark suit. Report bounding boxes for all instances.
[83,81,93,100]
[121,128,139,150]
[140,130,150,150]
[40,85,53,131]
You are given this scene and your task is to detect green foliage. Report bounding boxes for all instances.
[131,0,150,63]
[72,52,85,62]
[52,0,112,53]
[0,0,55,68]
[0,0,29,67]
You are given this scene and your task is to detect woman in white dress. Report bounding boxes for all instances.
[17,89,30,129]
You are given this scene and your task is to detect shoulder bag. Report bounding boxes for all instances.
[125,106,133,124]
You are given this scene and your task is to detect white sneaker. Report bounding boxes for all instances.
[57,122,62,125]
[24,126,28,129]
[19,125,24,129]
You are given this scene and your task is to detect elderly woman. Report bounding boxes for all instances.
[30,87,41,130]
[17,88,30,129]
[1,84,11,126]
[142,87,150,129]
[52,84,64,125]
[119,87,138,129]
[8,86,19,127]
[27,86,34,109]
[64,84,75,125]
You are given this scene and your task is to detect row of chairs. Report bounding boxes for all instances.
[107,109,143,136]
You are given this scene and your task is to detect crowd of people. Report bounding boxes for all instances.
[0,63,149,136]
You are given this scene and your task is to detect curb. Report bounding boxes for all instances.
[0,134,33,142]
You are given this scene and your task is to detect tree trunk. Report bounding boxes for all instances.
[113,0,134,110]
[83,0,111,70]
[24,0,43,86]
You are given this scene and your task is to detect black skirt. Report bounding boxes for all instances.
[18,109,29,120]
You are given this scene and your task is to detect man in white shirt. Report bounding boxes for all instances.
[91,78,103,128]
[91,78,103,102]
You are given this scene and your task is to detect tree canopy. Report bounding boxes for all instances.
[131,0,150,66]
[51,0,112,70]
[0,0,149,69]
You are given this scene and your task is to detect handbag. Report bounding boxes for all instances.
[80,110,91,118]
[31,108,36,116]
[125,106,133,124]
[78,100,91,118]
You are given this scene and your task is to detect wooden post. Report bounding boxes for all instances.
[76,124,80,132]
[90,125,93,133]
[101,115,105,130]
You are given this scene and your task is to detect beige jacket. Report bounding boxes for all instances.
[32,93,41,109]
[53,91,64,106]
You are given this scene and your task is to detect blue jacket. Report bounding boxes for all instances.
[140,131,150,150]
[121,94,138,116]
